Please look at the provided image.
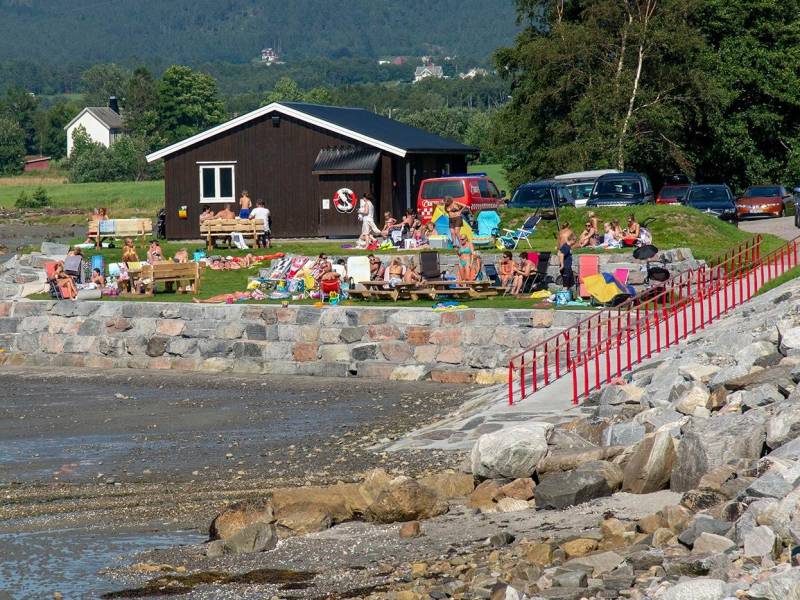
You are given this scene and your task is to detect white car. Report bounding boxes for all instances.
[554,169,622,208]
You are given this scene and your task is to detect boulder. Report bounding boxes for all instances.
[399,521,422,538]
[496,497,530,513]
[634,406,684,433]
[678,363,721,384]
[602,421,645,447]
[747,568,800,600]
[538,446,625,473]
[670,410,768,492]
[645,374,690,408]
[661,579,728,600]
[745,465,800,500]
[275,502,333,535]
[766,401,800,449]
[674,383,710,415]
[677,514,731,546]
[548,429,597,450]
[564,551,624,577]
[662,504,693,532]
[497,478,535,501]
[691,532,735,554]
[561,538,598,558]
[470,422,552,479]
[622,430,676,494]
[600,384,644,406]
[216,522,277,554]
[744,525,779,558]
[417,471,475,499]
[467,480,504,513]
[780,326,800,356]
[742,384,784,410]
[365,477,448,523]
[536,462,619,509]
[736,341,778,368]
[209,499,275,541]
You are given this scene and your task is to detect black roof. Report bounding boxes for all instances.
[279,102,478,154]
[312,146,381,174]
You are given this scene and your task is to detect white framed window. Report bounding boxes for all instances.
[199,163,236,203]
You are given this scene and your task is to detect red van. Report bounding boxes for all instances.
[417,173,504,223]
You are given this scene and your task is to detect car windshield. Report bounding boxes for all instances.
[745,186,781,197]
[659,186,687,198]
[594,179,641,196]
[510,186,554,205]
[688,187,729,203]
[421,180,465,199]
[566,182,594,200]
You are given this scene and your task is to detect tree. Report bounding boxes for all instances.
[398,108,472,142]
[124,66,160,144]
[81,63,129,106]
[34,101,75,159]
[263,77,336,105]
[494,0,710,189]
[1,86,39,154]
[0,116,25,175]
[158,65,226,145]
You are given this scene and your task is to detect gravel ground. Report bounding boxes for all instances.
[739,214,798,240]
[0,367,472,598]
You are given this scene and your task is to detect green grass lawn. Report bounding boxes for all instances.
[469,162,509,195]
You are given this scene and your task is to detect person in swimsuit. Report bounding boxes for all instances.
[147,240,164,263]
[387,257,405,288]
[557,221,574,248]
[238,190,252,219]
[510,253,534,295]
[498,251,515,288]
[444,196,467,247]
[403,259,423,284]
[368,254,385,280]
[121,238,139,263]
[456,234,475,280]
[623,214,641,246]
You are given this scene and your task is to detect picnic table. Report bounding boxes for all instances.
[87,218,152,248]
[349,279,502,302]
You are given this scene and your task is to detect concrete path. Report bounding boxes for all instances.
[740,215,798,240]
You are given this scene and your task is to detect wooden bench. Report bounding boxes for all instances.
[87,218,153,247]
[200,219,265,250]
[139,262,201,295]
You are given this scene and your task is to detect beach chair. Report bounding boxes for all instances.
[44,261,63,299]
[420,251,445,280]
[91,255,105,275]
[498,215,542,249]
[484,263,501,286]
[523,251,551,293]
[578,255,600,298]
[613,268,629,285]
[266,257,292,280]
[63,255,83,280]
[473,210,501,248]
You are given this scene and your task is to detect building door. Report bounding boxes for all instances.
[317,174,373,237]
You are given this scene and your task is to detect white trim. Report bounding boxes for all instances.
[198,164,236,204]
[146,102,409,163]
[196,160,237,164]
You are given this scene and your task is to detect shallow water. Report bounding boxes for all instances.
[0,527,204,599]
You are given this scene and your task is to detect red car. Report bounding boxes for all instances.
[736,185,791,218]
[656,184,689,204]
[417,174,504,223]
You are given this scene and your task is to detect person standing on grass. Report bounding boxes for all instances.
[249,199,271,248]
[358,192,381,237]
[238,190,252,219]
[445,196,467,248]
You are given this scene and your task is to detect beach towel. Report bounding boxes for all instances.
[578,255,600,298]
[346,256,371,286]
[286,257,308,279]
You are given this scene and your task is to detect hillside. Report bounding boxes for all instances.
[0,0,518,65]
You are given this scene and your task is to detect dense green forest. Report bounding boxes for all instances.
[0,0,517,65]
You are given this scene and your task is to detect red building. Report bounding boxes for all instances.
[23,156,50,172]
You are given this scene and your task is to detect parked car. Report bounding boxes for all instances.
[735,185,790,219]
[507,180,573,210]
[417,173,504,223]
[586,172,655,207]
[553,169,621,208]
[684,184,737,221]
[656,184,690,205]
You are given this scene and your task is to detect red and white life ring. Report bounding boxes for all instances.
[332,188,357,213]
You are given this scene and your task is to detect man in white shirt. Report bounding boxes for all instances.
[249,199,271,248]
[358,192,381,236]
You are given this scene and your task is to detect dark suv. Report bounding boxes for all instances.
[508,180,574,210]
[684,184,737,221]
[586,172,655,207]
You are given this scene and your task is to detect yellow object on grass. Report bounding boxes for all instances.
[581,273,620,304]
[530,290,551,300]
[431,205,473,241]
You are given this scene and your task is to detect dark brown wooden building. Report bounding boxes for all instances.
[146,102,478,239]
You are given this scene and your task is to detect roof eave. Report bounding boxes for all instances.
[146,102,410,163]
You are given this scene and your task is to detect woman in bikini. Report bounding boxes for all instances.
[403,259,423,285]
[445,196,467,247]
[386,257,405,288]
[456,234,475,281]
[54,262,78,298]
[498,251,515,288]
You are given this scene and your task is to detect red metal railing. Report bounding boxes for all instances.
[568,236,798,404]
[507,235,763,405]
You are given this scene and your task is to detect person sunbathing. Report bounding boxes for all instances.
[600,222,622,249]
[386,257,405,288]
[577,221,597,248]
[403,259,423,285]
[381,212,399,239]
[510,253,534,295]
[147,240,164,263]
[499,251,515,288]
[54,262,78,298]
[368,254,385,280]
[200,207,215,222]
[193,290,252,303]
[90,268,105,288]
[216,206,235,219]
[121,239,139,263]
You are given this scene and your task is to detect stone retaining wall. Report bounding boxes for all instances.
[0,300,592,384]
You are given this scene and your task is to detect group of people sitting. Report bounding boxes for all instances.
[356,208,438,250]
[199,191,272,249]
[573,213,651,250]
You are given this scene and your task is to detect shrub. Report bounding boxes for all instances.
[15,186,50,208]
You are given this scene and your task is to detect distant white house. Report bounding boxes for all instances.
[260,47,282,64]
[414,64,444,83]
[64,98,123,156]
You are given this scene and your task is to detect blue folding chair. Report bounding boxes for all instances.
[497,215,542,249]
[91,255,105,274]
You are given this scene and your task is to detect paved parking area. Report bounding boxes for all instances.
[739,215,798,240]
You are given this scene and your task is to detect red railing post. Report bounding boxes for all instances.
[520,354,526,400]
[508,362,514,406]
